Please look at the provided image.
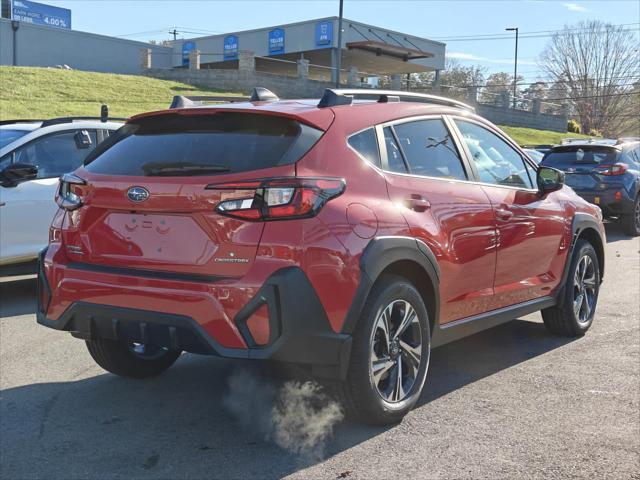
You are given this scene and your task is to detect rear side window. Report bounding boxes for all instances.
[348,128,381,167]
[383,127,407,173]
[393,119,467,180]
[542,146,618,167]
[84,113,323,176]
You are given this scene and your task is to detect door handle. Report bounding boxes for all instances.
[495,207,514,221]
[405,194,430,212]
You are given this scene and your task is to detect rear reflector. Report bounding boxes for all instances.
[208,177,345,221]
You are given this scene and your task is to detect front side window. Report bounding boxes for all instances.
[6,130,98,179]
[455,120,534,189]
[392,119,467,180]
[348,128,381,167]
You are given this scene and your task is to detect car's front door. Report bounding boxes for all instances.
[378,117,498,324]
[0,129,98,264]
[451,118,568,309]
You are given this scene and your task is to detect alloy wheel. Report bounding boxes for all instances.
[573,255,597,324]
[369,299,423,403]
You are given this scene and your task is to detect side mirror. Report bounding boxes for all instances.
[1,163,38,187]
[537,166,564,195]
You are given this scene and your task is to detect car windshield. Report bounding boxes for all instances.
[0,129,29,149]
[542,146,618,167]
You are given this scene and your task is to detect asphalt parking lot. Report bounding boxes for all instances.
[1,223,638,480]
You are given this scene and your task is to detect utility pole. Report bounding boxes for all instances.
[169,28,178,41]
[506,27,518,109]
[335,0,344,88]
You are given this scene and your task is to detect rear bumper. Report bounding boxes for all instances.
[572,187,635,216]
[37,248,352,380]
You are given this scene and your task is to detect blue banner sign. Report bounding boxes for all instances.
[182,41,196,67]
[315,21,333,47]
[268,28,285,55]
[223,35,238,60]
[12,0,71,29]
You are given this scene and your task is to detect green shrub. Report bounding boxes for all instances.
[567,119,581,134]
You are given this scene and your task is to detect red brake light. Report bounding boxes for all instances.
[595,163,628,176]
[208,177,346,221]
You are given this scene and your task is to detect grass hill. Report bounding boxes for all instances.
[1,66,593,146]
[0,66,239,119]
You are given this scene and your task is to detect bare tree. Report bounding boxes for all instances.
[409,59,487,101]
[480,72,524,106]
[540,20,640,136]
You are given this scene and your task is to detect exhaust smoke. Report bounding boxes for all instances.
[222,368,344,460]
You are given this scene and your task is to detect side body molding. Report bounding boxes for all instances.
[341,236,440,334]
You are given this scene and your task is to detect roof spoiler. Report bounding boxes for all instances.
[317,88,475,112]
[169,87,279,109]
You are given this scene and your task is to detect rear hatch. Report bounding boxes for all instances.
[61,109,328,278]
[541,145,620,190]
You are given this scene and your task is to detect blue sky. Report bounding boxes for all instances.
[44,0,640,81]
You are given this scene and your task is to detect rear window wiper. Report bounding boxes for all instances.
[144,163,231,176]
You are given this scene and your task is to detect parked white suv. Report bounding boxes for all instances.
[0,116,122,275]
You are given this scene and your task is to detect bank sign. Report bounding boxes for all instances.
[223,35,238,60]
[182,41,196,67]
[315,21,333,48]
[268,28,285,55]
[12,0,71,29]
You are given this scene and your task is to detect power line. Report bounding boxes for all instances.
[432,23,640,41]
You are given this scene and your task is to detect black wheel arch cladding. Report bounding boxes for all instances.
[341,236,440,335]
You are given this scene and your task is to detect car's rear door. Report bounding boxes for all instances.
[378,116,498,324]
[451,118,568,309]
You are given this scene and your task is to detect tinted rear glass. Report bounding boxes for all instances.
[84,113,322,176]
[542,146,618,167]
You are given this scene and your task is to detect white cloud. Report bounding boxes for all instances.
[446,52,537,66]
[563,3,589,12]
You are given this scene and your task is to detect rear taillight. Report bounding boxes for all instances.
[56,173,86,211]
[595,163,628,176]
[208,177,346,221]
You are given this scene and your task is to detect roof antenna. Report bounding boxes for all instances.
[100,104,108,123]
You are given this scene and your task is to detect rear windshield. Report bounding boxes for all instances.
[542,146,618,167]
[0,129,29,149]
[84,112,322,176]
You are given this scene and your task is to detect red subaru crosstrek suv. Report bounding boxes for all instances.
[38,88,605,425]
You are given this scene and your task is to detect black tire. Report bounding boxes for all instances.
[86,338,181,378]
[542,239,601,336]
[620,195,640,236]
[341,275,431,426]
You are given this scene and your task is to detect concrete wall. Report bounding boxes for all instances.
[145,61,339,98]
[0,18,172,74]
[476,104,568,133]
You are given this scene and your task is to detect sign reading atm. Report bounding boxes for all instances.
[12,0,71,29]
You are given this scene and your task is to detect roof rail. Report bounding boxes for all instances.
[169,87,279,109]
[40,104,126,128]
[317,88,475,112]
[0,119,45,126]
